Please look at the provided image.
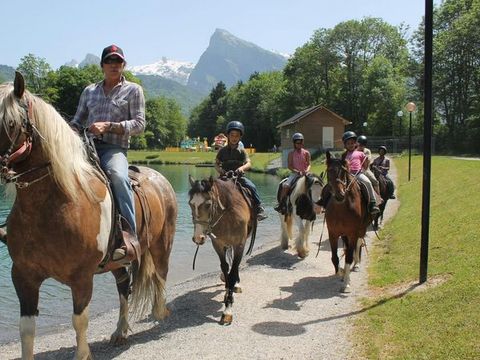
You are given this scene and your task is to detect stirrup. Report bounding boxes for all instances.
[112,247,128,262]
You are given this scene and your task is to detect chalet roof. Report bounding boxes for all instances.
[277,105,351,128]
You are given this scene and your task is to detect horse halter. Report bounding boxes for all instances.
[328,162,352,201]
[0,98,50,188]
[191,184,226,241]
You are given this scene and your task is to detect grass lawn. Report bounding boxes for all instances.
[127,150,280,172]
[355,156,480,359]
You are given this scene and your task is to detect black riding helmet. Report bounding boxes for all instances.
[226,121,244,136]
[357,135,367,145]
[379,145,387,153]
[342,131,357,143]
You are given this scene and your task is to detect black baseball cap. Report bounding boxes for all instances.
[101,44,125,63]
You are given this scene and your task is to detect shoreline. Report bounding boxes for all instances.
[1,162,399,359]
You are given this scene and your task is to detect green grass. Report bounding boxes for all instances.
[356,156,480,359]
[127,150,280,171]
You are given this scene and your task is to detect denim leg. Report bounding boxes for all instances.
[357,173,376,204]
[96,144,136,232]
[240,177,261,206]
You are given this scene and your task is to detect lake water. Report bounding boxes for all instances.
[0,164,280,344]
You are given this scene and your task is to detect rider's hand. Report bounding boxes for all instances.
[235,168,244,176]
[88,122,110,136]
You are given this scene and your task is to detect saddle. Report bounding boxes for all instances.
[277,174,317,221]
[82,134,144,270]
[219,174,255,219]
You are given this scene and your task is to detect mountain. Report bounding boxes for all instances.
[79,54,100,67]
[129,57,194,85]
[187,28,288,94]
[0,65,15,82]
[136,75,204,116]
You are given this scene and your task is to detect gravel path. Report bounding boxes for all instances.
[0,163,398,360]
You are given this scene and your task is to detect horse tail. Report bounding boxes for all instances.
[245,218,257,256]
[129,249,166,320]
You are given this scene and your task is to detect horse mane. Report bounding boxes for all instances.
[0,83,98,202]
[290,175,306,201]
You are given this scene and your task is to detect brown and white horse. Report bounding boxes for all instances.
[188,175,255,325]
[0,73,177,359]
[324,151,371,292]
[278,175,323,258]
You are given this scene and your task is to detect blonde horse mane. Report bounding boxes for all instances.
[0,83,98,202]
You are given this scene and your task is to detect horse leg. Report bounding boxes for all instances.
[342,237,356,293]
[222,244,244,325]
[352,237,363,271]
[279,214,291,249]
[71,278,94,360]
[12,265,43,360]
[295,217,309,258]
[110,267,130,345]
[328,234,340,276]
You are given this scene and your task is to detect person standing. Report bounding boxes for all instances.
[275,132,311,213]
[215,121,267,221]
[71,44,146,262]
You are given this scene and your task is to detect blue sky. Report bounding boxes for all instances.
[2,0,432,69]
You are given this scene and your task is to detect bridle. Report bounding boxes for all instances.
[191,183,226,241]
[328,162,355,201]
[0,97,50,188]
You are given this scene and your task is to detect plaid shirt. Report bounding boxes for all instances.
[71,76,145,148]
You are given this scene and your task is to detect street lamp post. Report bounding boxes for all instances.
[397,110,403,137]
[406,102,416,181]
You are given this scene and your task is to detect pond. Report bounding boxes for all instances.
[0,164,280,344]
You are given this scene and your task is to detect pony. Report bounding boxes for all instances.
[0,73,177,359]
[278,175,323,258]
[370,164,391,229]
[324,151,372,292]
[188,175,256,325]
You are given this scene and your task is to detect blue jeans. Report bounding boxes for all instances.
[238,176,262,208]
[95,143,136,233]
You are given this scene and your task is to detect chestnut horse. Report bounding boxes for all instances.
[0,73,177,359]
[188,175,255,325]
[324,151,372,292]
[278,175,323,258]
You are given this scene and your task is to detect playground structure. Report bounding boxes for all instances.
[165,135,256,154]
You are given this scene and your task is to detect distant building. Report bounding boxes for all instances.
[277,105,351,167]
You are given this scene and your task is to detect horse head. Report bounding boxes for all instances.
[188,175,216,245]
[326,151,350,202]
[0,72,34,167]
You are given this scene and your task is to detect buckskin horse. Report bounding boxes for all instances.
[0,73,177,359]
[278,174,323,258]
[324,151,372,292]
[188,174,256,325]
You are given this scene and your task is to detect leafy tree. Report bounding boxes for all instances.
[144,97,187,148]
[17,54,52,96]
[187,82,227,142]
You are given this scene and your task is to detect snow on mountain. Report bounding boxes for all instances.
[129,57,195,85]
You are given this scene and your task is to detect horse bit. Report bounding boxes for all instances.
[0,99,51,188]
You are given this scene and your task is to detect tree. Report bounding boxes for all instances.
[17,54,52,96]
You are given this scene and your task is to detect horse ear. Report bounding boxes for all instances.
[326,151,331,161]
[14,71,25,99]
[188,174,195,187]
[208,176,214,187]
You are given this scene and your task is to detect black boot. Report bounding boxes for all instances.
[256,205,268,221]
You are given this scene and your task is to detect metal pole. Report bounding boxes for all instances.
[408,112,412,181]
[420,0,433,284]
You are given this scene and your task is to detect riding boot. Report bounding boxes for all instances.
[274,197,287,214]
[256,205,268,221]
[369,201,380,215]
[112,217,141,265]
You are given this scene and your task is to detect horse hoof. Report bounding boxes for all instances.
[234,286,242,293]
[110,333,128,346]
[220,314,233,325]
[352,265,360,272]
[341,285,352,293]
[220,273,226,283]
[297,250,309,259]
